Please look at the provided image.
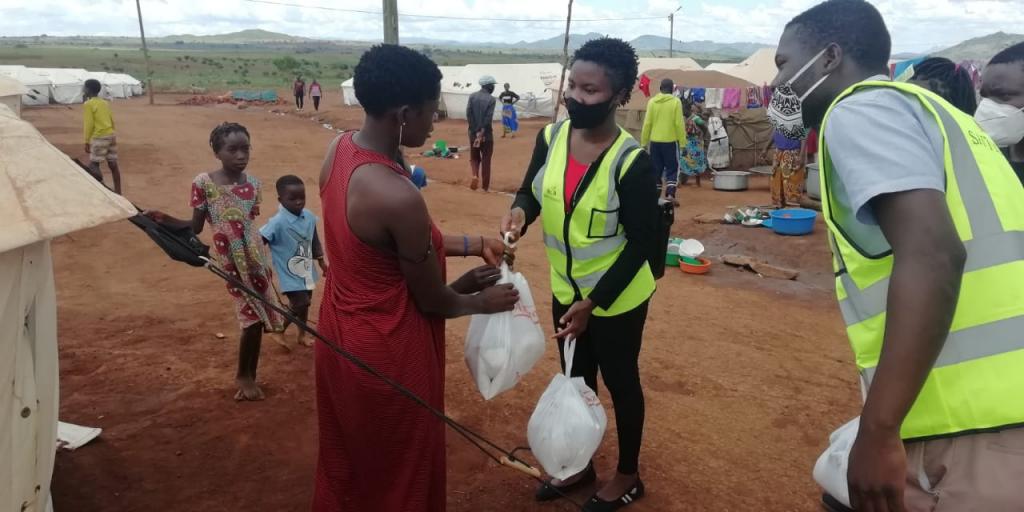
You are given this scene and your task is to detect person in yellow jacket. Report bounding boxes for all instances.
[82,79,122,194]
[641,78,686,204]
[770,1,1024,511]
[502,37,659,512]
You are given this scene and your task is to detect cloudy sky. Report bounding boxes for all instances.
[3,0,1021,53]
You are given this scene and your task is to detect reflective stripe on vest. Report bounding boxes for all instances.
[820,80,1024,440]
[532,120,656,317]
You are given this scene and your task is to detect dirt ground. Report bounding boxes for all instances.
[28,96,859,512]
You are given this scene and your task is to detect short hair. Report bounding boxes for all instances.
[786,0,891,71]
[84,79,102,96]
[275,174,304,195]
[571,37,640,105]
[208,122,250,153]
[354,44,442,117]
[912,57,978,115]
[660,78,674,93]
[989,42,1024,67]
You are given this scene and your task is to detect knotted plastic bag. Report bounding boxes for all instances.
[527,338,607,480]
[465,263,545,400]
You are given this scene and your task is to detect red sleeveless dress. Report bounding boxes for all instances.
[314,133,447,512]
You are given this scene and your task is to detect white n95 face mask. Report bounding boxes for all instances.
[975,98,1024,147]
[767,48,831,140]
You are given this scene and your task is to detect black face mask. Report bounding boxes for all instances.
[565,96,615,129]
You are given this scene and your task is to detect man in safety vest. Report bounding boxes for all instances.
[770,1,1024,511]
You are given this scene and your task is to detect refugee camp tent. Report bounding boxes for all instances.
[719,48,778,86]
[704,62,738,73]
[111,73,143,96]
[29,68,85,104]
[0,76,27,117]
[617,69,773,170]
[0,103,135,512]
[87,72,130,99]
[342,66,462,107]
[442,63,563,120]
[0,66,50,106]
[637,57,703,74]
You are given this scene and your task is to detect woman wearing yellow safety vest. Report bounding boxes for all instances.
[501,38,659,512]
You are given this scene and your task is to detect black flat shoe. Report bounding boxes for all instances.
[582,478,645,511]
[535,464,597,502]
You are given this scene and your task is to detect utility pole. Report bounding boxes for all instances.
[383,0,399,44]
[135,0,154,105]
[552,0,574,121]
[669,6,681,58]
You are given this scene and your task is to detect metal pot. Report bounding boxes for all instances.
[806,163,821,200]
[713,171,750,191]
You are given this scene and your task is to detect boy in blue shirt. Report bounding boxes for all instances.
[261,175,327,347]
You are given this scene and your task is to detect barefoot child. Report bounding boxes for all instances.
[82,78,123,193]
[145,122,284,401]
[260,175,327,347]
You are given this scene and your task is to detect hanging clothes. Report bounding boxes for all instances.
[722,88,742,111]
[638,74,652,98]
[691,87,706,104]
[707,116,731,169]
[763,85,773,105]
[746,87,762,108]
[705,88,723,109]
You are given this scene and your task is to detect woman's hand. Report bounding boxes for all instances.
[477,283,519,314]
[501,207,527,244]
[480,237,509,267]
[452,265,502,295]
[553,299,595,340]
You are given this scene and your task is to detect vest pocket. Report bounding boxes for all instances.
[587,208,620,238]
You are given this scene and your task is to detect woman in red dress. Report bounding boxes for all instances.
[313,45,520,512]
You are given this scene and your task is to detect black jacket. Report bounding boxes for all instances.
[512,128,660,310]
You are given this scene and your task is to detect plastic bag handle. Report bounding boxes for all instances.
[563,337,576,377]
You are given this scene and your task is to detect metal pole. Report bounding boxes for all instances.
[669,13,674,58]
[552,0,574,121]
[383,0,399,44]
[135,0,154,105]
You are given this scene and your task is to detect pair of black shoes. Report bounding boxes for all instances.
[535,465,645,511]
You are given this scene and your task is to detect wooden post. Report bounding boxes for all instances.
[552,0,574,121]
[135,0,154,105]
[383,0,399,44]
[669,13,674,58]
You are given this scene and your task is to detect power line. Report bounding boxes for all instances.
[241,0,663,23]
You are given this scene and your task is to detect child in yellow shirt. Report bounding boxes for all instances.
[83,79,123,193]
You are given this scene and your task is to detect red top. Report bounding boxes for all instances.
[565,153,589,211]
[806,128,819,156]
[313,132,446,512]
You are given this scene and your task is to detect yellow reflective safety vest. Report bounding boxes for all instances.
[531,120,656,317]
[820,80,1024,440]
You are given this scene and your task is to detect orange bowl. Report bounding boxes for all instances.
[679,257,712,275]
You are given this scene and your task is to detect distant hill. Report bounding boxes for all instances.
[155,29,307,44]
[631,36,768,57]
[936,31,1024,62]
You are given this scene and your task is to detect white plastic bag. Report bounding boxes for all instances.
[812,417,859,508]
[527,338,607,480]
[464,263,546,400]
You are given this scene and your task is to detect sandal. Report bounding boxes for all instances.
[582,478,644,511]
[535,464,596,502]
[470,176,479,191]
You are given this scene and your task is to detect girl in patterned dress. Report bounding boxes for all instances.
[145,122,284,401]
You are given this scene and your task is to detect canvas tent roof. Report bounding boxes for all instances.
[638,57,703,74]
[0,66,50,106]
[28,68,86,104]
[0,76,27,118]
[704,62,737,73]
[718,48,778,86]
[0,103,136,253]
[442,63,563,120]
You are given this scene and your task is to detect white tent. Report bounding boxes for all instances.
[0,76,27,117]
[637,57,703,74]
[704,62,737,73]
[441,63,563,120]
[342,65,462,107]
[0,66,50,106]
[718,48,778,86]
[29,68,85,104]
[0,103,136,512]
[114,74,143,96]
[86,72,130,99]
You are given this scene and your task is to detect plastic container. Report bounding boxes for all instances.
[679,257,712,275]
[665,252,680,267]
[770,208,817,236]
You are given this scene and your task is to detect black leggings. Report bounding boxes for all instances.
[295,94,304,109]
[554,299,649,475]
[312,96,321,111]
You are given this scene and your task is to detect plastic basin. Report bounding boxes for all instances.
[679,257,712,275]
[770,208,816,236]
